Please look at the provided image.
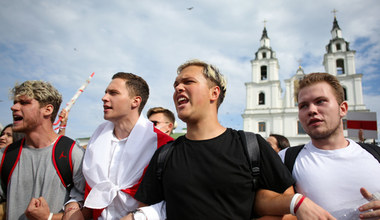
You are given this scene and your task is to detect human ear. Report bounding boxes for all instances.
[132,96,142,109]
[210,86,220,102]
[339,101,348,117]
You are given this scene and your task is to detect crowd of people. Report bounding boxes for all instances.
[0,59,379,220]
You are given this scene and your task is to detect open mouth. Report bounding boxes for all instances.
[103,105,112,110]
[309,118,322,126]
[177,97,189,105]
[13,115,23,122]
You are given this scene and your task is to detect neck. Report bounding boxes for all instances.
[311,132,348,150]
[25,125,59,149]
[185,115,226,140]
[112,114,140,140]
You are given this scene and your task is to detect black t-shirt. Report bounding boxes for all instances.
[135,128,294,220]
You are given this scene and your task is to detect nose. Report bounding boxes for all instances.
[174,83,184,93]
[101,93,108,102]
[11,103,19,112]
[307,104,318,116]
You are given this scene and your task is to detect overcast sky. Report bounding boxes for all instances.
[1,0,380,142]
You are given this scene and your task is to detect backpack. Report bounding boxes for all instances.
[0,135,76,199]
[284,142,380,174]
[155,130,260,217]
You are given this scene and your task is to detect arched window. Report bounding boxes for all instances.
[336,59,345,74]
[262,52,267,58]
[259,92,265,105]
[343,87,347,101]
[297,121,306,134]
[258,122,266,132]
[260,66,267,80]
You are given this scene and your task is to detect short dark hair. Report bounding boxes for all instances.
[295,72,344,104]
[147,107,175,124]
[112,72,149,114]
[269,134,290,150]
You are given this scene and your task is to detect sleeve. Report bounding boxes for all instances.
[134,146,165,205]
[256,134,295,193]
[139,201,166,220]
[67,143,85,204]
[277,148,288,162]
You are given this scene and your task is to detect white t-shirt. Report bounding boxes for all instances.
[279,139,380,215]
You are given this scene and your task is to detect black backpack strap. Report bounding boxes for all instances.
[52,136,75,190]
[0,138,24,198]
[238,131,260,190]
[156,141,175,181]
[358,142,380,163]
[284,145,305,174]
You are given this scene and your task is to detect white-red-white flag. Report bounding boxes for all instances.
[346,112,378,139]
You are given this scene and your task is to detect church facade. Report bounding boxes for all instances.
[242,16,368,145]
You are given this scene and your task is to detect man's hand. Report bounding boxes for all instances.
[62,202,83,220]
[25,197,50,220]
[358,187,380,219]
[296,197,336,220]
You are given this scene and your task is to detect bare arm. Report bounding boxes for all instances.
[254,187,335,220]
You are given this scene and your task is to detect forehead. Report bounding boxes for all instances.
[176,65,206,80]
[148,112,166,120]
[298,82,335,101]
[14,95,34,101]
[107,78,128,90]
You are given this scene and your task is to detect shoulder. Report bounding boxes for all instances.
[154,127,174,148]
[278,148,288,161]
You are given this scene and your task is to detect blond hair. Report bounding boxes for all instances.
[11,80,62,123]
[177,59,227,108]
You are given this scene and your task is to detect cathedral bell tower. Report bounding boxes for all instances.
[323,13,366,111]
[243,23,283,135]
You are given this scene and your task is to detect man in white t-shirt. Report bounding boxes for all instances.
[278,72,380,219]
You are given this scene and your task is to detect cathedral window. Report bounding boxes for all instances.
[336,43,341,51]
[343,87,347,101]
[342,119,347,130]
[260,66,267,80]
[336,59,345,74]
[297,121,306,134]
[258,122,266,132]
[262,52,267,58]
[259,92,265,105]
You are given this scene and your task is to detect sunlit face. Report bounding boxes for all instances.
[149,112,172,135]
[102,78,135,123]
[173,65,214,123]
[298,82,347,140]
[11,95,44,133]
[267,136,280,153]
[0,127,13,148]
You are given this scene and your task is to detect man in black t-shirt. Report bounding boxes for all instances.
[123,59,334,220]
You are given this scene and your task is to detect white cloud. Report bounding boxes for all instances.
[1,0,379,141]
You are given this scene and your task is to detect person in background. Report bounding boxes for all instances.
[0,80,85,220]
[147,107,176,135]
[278,72,380,219]
[267,134,290,153]
[57,109,69,136]
[0,123,24,149]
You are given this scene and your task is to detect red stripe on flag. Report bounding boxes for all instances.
[347,120,377,130]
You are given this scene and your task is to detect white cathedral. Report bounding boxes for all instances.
[242,16,369,146]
